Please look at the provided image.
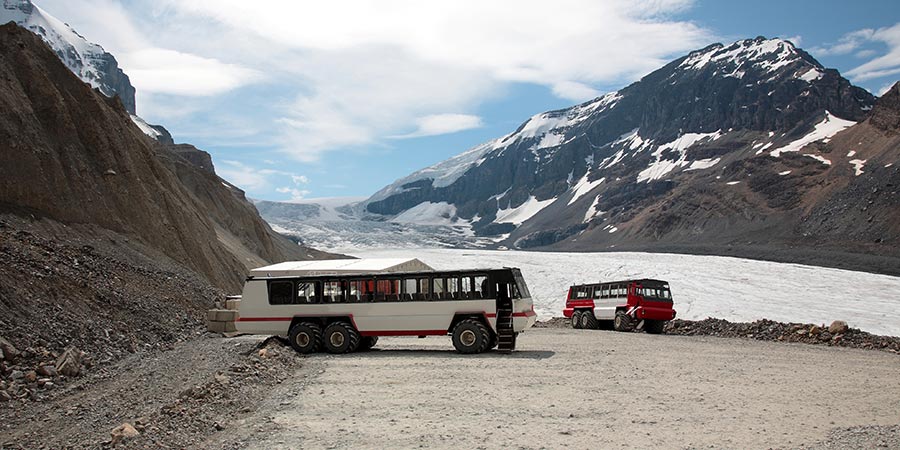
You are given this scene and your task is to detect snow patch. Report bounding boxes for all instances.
[637,131,722,182]
[494,196,555,226]
[846,150,856,158]
[391,202,460,226]
[726,181,741,185]
[778,170,792,176]
[685,158,721,171]
[568,175,605,206]
[805,154,832,166]
[849,159,866,176]
[130,115,161,140]
[770,112,855,157]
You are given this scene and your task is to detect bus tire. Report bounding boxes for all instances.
[288,322,322,354]
[487,332,499,350]
[614,311,633,332]
[451,319,490,354]
[645,320,666,334]
[571,311,583,329]
[323,322,360,354]
[359,336,379,351]
[582,310,599,329]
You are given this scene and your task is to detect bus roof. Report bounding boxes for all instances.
[248,267,521,281]
[570,278,669,288]
[250,258,434,277]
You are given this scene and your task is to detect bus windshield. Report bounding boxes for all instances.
[640,287,672,300]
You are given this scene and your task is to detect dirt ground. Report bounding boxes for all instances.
[3,328,900,449]
[210,329,900,449]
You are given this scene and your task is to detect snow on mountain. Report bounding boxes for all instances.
[2,0,137,115]
[768,111,856,157]
[677,37,821,81]
[349,248,900,337]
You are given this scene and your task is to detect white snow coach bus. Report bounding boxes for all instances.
[235,259,536,354]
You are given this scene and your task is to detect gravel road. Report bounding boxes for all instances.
[209,329,900,449]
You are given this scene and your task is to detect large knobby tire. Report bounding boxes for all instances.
[582,310,599,330]
[571,311,583,329]
[487,332,499,350]
[288,322,322,354]
[322,322,360,354]
[359,336,379,351]
[645,319,666,334]
[614,311,633,332]
[451,319,490,354]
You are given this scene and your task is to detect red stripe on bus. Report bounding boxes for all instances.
[359,330,447,337]
[236,317,292,322]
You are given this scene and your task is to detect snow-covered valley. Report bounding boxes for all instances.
[344,247,900,336]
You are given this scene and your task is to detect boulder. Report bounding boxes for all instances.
[110,422,140,445]
[55,346,83,377]
[36,365,58,377]
[0,337,19,361]
[829,320,849,334]
[24,370,37,383]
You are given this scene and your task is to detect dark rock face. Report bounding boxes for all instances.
[163,143,216,174]
[870,82,900,132]
[0,23,330,291]
[365,37,899,272]
[2,0,137,114]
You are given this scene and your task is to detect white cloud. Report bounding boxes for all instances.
[846,23,900,82]
[122,49,261,97]
[390,114,483,139]
[217,160,311,193]
[810,29,875,56]
[154,0,712,160]
[275,187,312,201]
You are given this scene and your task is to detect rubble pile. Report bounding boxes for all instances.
[666,318,900,353]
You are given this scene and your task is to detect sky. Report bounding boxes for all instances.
[34,0,900,202]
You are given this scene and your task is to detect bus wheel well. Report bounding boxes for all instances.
[448,314,491,334]
[289,316,355,330]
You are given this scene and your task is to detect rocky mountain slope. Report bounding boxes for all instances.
[363,37,899,273]
[0,22,328,290]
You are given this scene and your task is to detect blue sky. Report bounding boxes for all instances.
[36,0,900,202]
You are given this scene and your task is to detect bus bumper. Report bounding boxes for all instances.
[562,308,574,318]
[635,306,676,321]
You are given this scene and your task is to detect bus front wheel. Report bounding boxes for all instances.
[323,322,360,354]
[645,320,666,334]
[451,319,490,354]
[289,322,323,354]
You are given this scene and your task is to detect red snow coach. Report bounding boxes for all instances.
[563,279,676,334]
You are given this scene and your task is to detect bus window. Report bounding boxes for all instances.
[474,275,488,299]
[593,287,601,299]
[446,277,460,300]
[297,281,319,303]
[601,286,610,298]
[323,280,343,303]
[376,279,400,302]
[460,277,473,299]
[349,279,370,302]
[402,278,417,301]
[418,278,431,300]
[268,281,294,305]
[433,278,446,300]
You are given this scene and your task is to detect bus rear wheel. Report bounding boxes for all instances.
[323,322,360,354]
[581,310,599,329]
[614,311,634,332]
[571,311,583,329]
[359,336,379,351]
[288,322,322,354]
[451,319,490,354]
[645,320,666,334]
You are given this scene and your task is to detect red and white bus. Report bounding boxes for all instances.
[236,268,536,354]
[563,279,676,334]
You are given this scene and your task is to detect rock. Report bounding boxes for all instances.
[809,325,821,336]
[0,390,11,402]
[36,365,57,377]
[829,320,849,334]
[24,370,37,383]
[110,422,140,445]
[55,346,83,377]
[0,337,19,361]
[214,374,230,385]
[37,378,51,387]
[258,348,268,358]
[10,370,24,380]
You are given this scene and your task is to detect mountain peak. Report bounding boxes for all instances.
[1,0,137,114]
[677,36,822,82]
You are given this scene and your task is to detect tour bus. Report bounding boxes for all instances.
[563,279,676,334]
[236,268,536,354]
